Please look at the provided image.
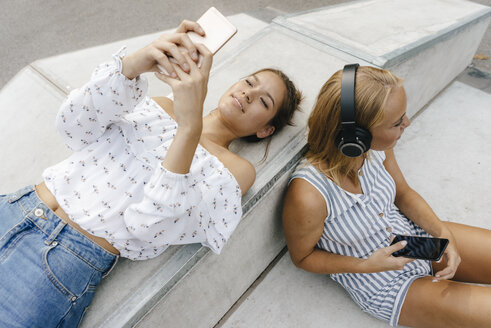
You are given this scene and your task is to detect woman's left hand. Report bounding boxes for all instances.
[155,42,213,131]
[121,20,205,80]
[434,237,461,281]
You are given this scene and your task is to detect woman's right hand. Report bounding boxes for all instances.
[157,42,212,174]
[362,240,415,273]
[122,20,205,80]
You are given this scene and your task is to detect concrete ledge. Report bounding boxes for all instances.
[274,0,491,67]
[0,67,69,193]
[31,14,268,98]
[274,0,491,118]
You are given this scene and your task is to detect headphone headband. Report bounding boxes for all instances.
[340,64,359,124]
[335,63,372,158]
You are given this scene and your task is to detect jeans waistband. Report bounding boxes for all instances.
[8,185,117,274]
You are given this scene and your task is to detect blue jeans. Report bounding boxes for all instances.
[0,185,117,327]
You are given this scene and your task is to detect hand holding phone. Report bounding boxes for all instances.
[390,235,449,261]
[157,7,237,74]
[121,8,236,80]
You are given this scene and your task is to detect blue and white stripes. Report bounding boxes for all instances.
[291,151,431,326]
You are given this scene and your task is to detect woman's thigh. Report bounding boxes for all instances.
[398,276,491,328]
[432,222,491,284]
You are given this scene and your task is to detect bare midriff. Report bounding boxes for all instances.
[35,182,120,255]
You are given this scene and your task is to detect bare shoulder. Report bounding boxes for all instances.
[283,178,327,228]
[218,151,256,196]
[152,97,176,120]
[283,177,326,263]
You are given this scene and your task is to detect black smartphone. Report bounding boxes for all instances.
[390,235,449,261]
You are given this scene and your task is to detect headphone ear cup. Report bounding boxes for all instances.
[336,126,372,157]
[354,126,372,152]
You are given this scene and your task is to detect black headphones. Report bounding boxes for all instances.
[335,64,372,157]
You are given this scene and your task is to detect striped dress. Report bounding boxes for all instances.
[290,150,432,326]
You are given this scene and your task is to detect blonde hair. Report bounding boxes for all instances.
[306,66,403,186]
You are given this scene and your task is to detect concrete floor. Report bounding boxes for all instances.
[1,0,490,90]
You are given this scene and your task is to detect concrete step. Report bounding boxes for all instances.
[274,0,491,118]
[30,13,269,99]
[217,81,491,328]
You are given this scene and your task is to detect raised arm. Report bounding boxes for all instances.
[384,148,461,280]
[121,20,212,174]
[152,43,212,174]
[56,21,205,152]
[55,51,148,151]
[283,178,412,274]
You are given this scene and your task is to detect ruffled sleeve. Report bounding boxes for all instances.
[200,166,243,254]
[122,149,243,254]
[55,47,148,151]
[122,165,203,243]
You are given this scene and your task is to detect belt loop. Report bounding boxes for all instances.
[8,185,35,203]
[44,221,67,245]
[102,256,119,278]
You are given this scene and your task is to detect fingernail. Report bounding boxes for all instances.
[183,63,190,71]
[171,72,177,78]
[435,274,440,278]
[432,279,439,283]
[401,241,407,246]
[192,51,198,60]
[199,27,204,34]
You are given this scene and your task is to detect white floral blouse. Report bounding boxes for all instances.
[43,48,242,260]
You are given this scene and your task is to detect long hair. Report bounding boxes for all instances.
[306,66,403,186]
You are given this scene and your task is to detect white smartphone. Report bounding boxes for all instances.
[188,7,237,55]
[158,7,237,73]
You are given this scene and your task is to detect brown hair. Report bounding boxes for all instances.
[306,66,403,186]
[242,68,303,162]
